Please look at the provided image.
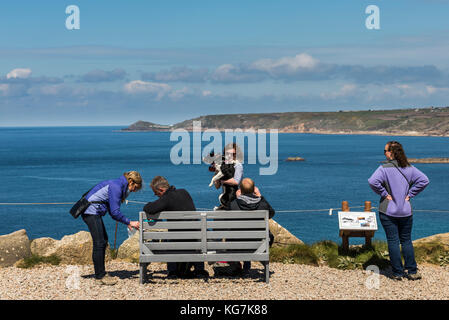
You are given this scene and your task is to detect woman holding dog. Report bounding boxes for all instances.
[368,141,429,281]
[214,142,244,210]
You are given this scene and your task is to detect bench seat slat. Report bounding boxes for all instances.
[140,253,269,263]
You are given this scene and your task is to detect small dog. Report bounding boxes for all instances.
[203,152,237,208]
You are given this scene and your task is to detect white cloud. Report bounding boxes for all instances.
[251,53,319,74]
[426,85,449,95]
[320,84,359,99]
[426,85,437,94]
[124,80,171,100]
[6,68,32,79]
[396,84,411,90]
[168,87,191,100]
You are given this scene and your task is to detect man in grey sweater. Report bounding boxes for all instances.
[226,178,275,272]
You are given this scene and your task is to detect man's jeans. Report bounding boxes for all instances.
[82,214,108,279]
[379,213,417,277]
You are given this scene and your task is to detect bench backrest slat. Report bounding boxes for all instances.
[143,221,202,230]
[206,220,265,229]
[206,230,267,239]
[143,231,202,240]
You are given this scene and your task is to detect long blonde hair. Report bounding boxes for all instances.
[124,171,143,191]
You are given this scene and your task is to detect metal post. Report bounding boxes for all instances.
[364,201,373,247]
[341,201,350,252]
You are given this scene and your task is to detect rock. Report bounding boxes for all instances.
[286,157,305,161]
[0,229,32,267]
[117,231,140,262]
[408,158,449,164]
[31,231,111,265]
[413,232,449,249]
[269,220,304,247]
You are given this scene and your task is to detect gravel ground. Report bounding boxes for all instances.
[0,261,448,300]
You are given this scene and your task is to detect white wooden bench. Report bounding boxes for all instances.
[138,210,270,284]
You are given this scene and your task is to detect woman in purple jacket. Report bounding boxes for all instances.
[368,141,429,280]
[82,171,142,285]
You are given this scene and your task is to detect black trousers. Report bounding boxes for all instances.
[82,213,108,279]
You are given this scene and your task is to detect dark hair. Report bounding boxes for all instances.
[386,141,410,168]
[150,176,170,190]
[223,142,243,162]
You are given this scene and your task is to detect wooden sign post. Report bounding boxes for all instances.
[338,201,376,252]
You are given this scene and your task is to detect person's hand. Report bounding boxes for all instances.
[236,189,241,197]
[386,194,393,201]
[254,186,261,197]
[405,195,410,201]
[214,180,221,189]
[128,221,140,230]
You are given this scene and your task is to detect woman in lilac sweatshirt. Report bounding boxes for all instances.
[368,141,429,280]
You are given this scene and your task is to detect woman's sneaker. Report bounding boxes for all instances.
[96,274,118,286]
[390,274,404,281]
[405,271,422,280]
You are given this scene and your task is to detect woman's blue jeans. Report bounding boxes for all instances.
[82,213,108,279]
[379,213,417,277]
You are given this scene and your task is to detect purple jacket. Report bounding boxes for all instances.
[368,160,429,217]
[83,175,130,225]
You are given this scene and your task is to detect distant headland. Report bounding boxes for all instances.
[408,158,449,164]
[120,106,449,137]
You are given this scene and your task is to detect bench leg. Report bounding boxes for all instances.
[264,261,269,284]
[139,263,147,284]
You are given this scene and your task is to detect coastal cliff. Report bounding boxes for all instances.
[121,106,449,137]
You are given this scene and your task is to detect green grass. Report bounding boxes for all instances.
[270,240,449,270]
[270,241,391,270]
[414,242,449,266]
[109,248,119,259]
[16,254,61,269]
[270,244,320,266]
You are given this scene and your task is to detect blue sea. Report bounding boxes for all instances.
[0,126,448,247]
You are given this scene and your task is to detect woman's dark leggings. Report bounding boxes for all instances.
[82,213,108,279]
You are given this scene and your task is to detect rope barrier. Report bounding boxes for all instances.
[0,202,74,205]
[1,200,449,214]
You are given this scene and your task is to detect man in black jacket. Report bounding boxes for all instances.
[143,176,208,278]
[226,178,275,272]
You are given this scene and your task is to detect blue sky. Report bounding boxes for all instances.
[0,0,448,126]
